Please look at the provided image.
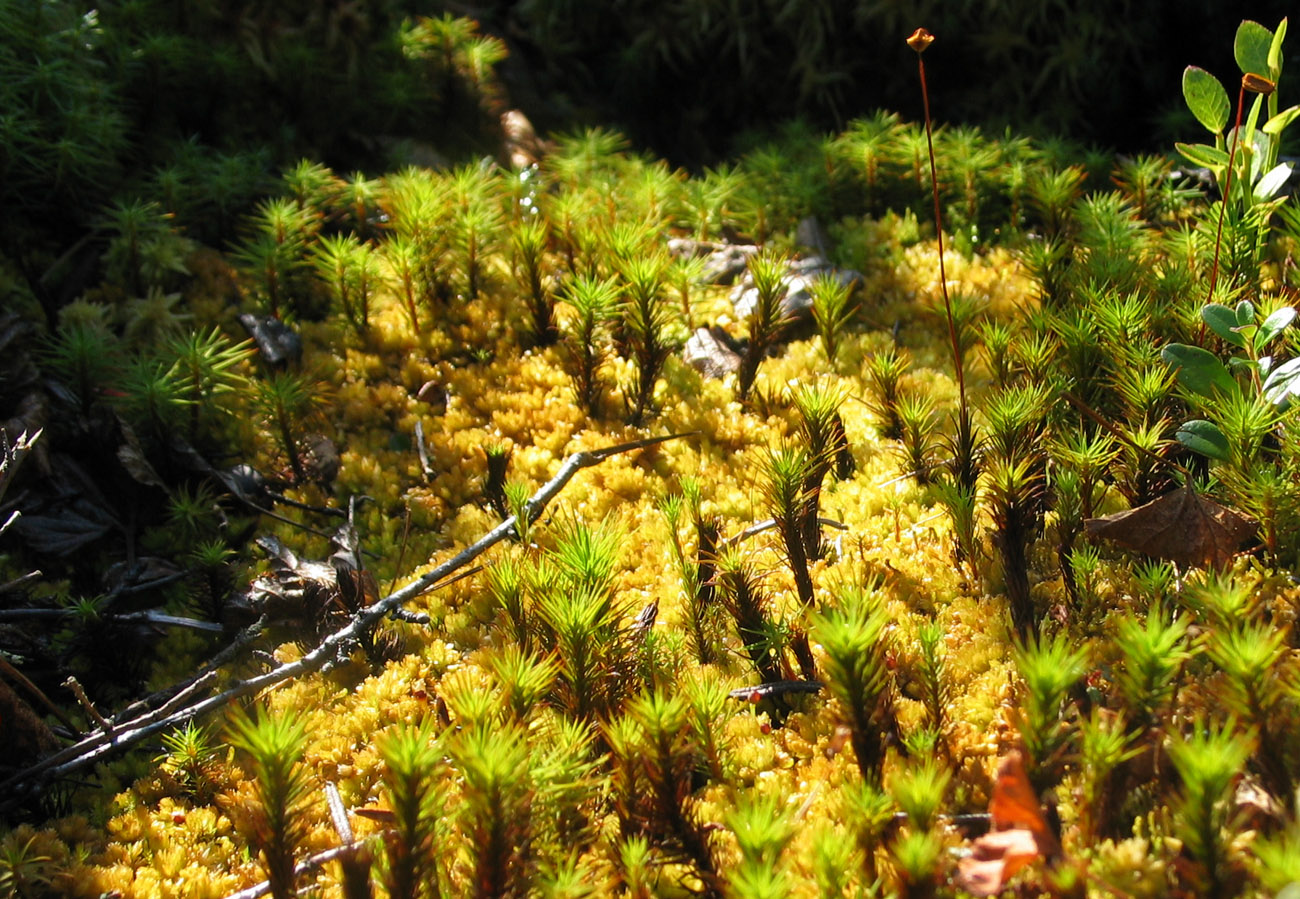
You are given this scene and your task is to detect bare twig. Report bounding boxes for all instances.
[0,509,20,538]
[0,656,81,735]
[221,843,367,899]
[325,782,353,843]
[0,428,41,507]
[0,607,223,632]
[0,432,693,805]
[0,570,43,594]
[724,516,846,548]
[415,420,435,481]
[729,680,824,701]
[63,677,113,735]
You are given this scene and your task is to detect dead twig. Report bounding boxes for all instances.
[0,569,42,593]
[221,843,367,899]
[0,428,41,507]
[0,432,693,807]
[0,656,82,735]
[63,677,113,735]
[724,516,846,548]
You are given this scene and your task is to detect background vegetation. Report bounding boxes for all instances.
[4,4,1300,899]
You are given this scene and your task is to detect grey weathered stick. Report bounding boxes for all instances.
[724,516,847,547]
[1,432,693,801]
[0,655,81,735]
[220,842,366,899]
[0,428,41,507]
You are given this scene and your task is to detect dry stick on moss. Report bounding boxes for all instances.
[0,433,694,802]
[0,655,82,735]
[0,665,227,810]
[723,516,848,548]
[221,843,368,899]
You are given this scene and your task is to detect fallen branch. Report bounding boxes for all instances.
[0,607,223,632]
[0,432,693,806]
[0,569,42,594]
[728,680,824,701]
[0,655,81,735]
[221,843,366,899]
[0,428,41,507]
[724,516,847,548]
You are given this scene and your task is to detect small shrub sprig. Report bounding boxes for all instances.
[606,690,720,893]
[453,721,535,899]
[560,274,619,418]
[510,216,558,346]
[1167,718,1254,898]
[226,708,314,899]
[813,585,895,784]
[716,547,788,688]
[809,272,859,369]
[660,480,722,665]
[1076,707,1139,843]
[840,779,895,887]
[888,756,950,898]
[1012,630,1087,791]
[618,251,678,425]
[793,382,853,559]
[863,348,910,441]
[913,621,948,744]
[1113,601,1191,741]
[253,370,327,484]
[737,249,792,403]
[377,721,446,899]
[726,794,794,899]
[757,445,818,679]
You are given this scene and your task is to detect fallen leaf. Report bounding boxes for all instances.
[989,751,1058,855]
[957,829,1040,897]
[955,751,1060,897]
[13,499,117,555]
[1084,482,1256,569]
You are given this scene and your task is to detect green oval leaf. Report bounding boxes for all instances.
[1258,306,1297,347]
[1263,355,1300,404]
[1202,304,1247,347]
[1182,66,1230,133]
[1161,343,1239,398]
[1255,162,1293,201]
[1176,419,1230,461]
[1175,142,1229,169]
[1236,20,1273,77]
[1263,105,1300,135]
[1268,18,1288,77]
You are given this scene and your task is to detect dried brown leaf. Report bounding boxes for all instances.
[955,751,1060,896]
[1084,482,1255,569]
[957,829,1040,896]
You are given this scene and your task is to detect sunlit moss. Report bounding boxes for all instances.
[18,64,1300,898]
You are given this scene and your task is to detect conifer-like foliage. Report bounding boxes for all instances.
[227,709,313,899]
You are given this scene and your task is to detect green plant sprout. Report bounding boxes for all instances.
[736,249,792,403]
[812,585,893,784]
[376,720,445,899]
[253,370,327,483]
[560,274,619,417]
[226,708,313,899]
[1167,718,1254,898]
[1012,630,1086,791]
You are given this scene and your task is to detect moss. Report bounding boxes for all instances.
[12,50,1300,895]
